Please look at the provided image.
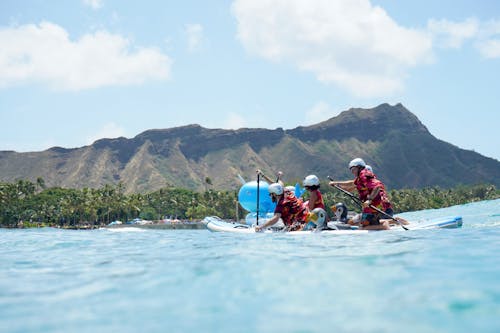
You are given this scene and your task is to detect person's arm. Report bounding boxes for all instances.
[256,169,273,183]
[256,169,284,186]
[329,180,356,192]
[307,190,317,211]
[255,213,281,231]
[362,186,380,208]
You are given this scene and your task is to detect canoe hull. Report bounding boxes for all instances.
[204,216,463,234]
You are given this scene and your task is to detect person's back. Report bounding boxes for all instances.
[363,174,391,211]
[330,158,389,229]
[329,158,409,229]
[276,194,309,227]
[353,167,391,212]
[255,182,309,232]
[309,188,325,209]
[353,167,373,200]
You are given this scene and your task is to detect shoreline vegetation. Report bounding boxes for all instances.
[1,179,498,229]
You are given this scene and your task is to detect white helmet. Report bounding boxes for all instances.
[284,186,296,197]
[268,183,284,195]
[303,175,320,187]
[365,165,373,172]
[348,158,366,169]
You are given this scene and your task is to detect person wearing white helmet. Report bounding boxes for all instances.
[284,185,296,198]
[301,174,328,230]
[349,157,366,169]
[255,182,309,232]
[303,174,325,212]
[329,158,368,193]
[329,158,393,230]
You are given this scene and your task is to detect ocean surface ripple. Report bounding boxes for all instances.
[1,199,499,333]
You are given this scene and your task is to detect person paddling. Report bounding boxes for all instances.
[301,174,329,230]
[329,158,397,230]
[255,183,309,232]
[303,175,325,211]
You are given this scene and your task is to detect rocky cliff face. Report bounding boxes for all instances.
[288,103,429,142]
[1,103,498,192]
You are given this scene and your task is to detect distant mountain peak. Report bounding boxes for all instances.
[0,103,498,192]
[287,103,429,142]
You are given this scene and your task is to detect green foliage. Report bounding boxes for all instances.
[0,178,498,228]
[139,207,157,221]
[320,183,499,215]
[388,184,499,213]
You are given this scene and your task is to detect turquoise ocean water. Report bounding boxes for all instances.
[1,199,499,333]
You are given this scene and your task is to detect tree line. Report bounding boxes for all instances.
[0,178,498,228]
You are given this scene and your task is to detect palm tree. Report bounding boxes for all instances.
[36,177,46,192]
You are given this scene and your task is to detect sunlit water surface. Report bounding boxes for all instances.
[1,199,499,333]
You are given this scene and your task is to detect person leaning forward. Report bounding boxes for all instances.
[329,158,395,230]
[255,182,309,232]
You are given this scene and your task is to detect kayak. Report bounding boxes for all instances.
[204,215,463,234]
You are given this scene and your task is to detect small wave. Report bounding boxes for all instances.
[47,281,113,302]
[465,221,500,228]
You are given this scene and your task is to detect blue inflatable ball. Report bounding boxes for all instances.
[238,181,276,213]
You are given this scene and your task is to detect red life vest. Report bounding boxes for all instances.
[354,168,373,201]
[274,195,309,226]
[354,168,392,213]
[309,189,325,210]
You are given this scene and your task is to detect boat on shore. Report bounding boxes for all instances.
[105,220,206,230]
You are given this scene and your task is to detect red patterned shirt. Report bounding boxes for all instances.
[274,195,309,226]
[354,168,392,213]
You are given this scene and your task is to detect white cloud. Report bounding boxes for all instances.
[427,18,479,48]
[223,112,247,129]
[232,0,433,97]
[185,23,204,52]
[476,20,500,59]
[87,122,126,144]
[83,0,103,10]
[426,18,500,59]
[480,19,500,37]
[305,101,340,125]
[0,21,172,90]
[477,38,500,58]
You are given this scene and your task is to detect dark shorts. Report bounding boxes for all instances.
[361,208,394,225]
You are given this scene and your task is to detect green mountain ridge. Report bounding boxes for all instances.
[1,103,498,192]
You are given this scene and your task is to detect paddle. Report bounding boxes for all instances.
[254,170,279,229]
[256,173,260,226]
[327,176,408,230]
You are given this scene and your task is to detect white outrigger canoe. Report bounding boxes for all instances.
[204,215,463,234]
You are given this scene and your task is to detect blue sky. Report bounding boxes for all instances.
[0,0,499,161]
